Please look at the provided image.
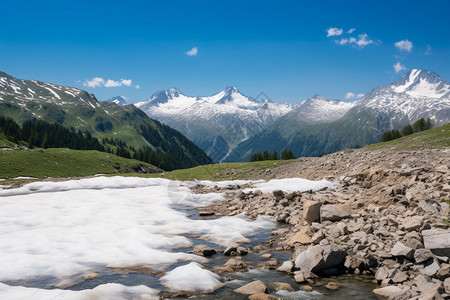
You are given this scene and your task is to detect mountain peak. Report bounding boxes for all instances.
[224,86,239,94]
[167,88,182,98]
[105,95,127,106]
[391,69,448,98]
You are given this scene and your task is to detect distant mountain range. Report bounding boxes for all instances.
[232,69,450,161]
[135,86,295,162]
[135,69,450,162]
[0,71,212,169]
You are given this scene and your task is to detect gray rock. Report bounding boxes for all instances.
[303,201,322,223]
[375,266,390,281]
[372,286,403,298]
[445,277,450,294]
[392,271,408,283]
[414,248,434,263]
[403,216,422,231]
[320,205,351,222]
[436,263,450,280]
[234,280,267,295]
[276,260,293,273]
[391,241,414,259]
[419,199,442,213]
[294,244,347,274]
[422,228,450,257]
[193,245,216,257]
[420,259,440,276]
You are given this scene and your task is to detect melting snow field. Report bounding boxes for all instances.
[0,176,336,299]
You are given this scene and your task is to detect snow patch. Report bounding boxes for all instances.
[160,262,223,292]
[0,176,274,281]
[243,178,338,193]
[0,282,159,300]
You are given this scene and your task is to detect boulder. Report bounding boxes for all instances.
[276,260,293,273]
[273,282,294,291]
[420,259,440,277]
[289,226,314,245]
[391,241,414,259]
[324,282,340,290]
[303,201,322,223]
[372,286,403,298]
[375,266,390,281]
[436,263,450,280]
[234,280,267,295]
[414,248,434,263]
[224,246,248,256]
[224,257,247,272]
[294,244,347,274]
[422,228,450,257]
[193,245,216,257]
[403,216,422,231]
[320,205,350,222]
[392,271,408,283]
[419,199,442,213]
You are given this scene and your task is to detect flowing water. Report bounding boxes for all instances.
[65,206,379,299]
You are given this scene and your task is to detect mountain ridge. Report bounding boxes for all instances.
[0,71,213,170]
[230,69,450,161]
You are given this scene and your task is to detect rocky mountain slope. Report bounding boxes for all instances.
[193,127,450,299]
[135,87,295,162]
[232,69,450,161]
[0,71,212,169]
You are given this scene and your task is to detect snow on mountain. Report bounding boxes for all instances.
[289,94,356,124]
[358,69,450,126]
[136,87,295,162]
[105,95,127,106]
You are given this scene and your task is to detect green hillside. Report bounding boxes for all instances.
[367,122,450,150]
[0,147,160,179]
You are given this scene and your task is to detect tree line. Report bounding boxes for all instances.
[250,149,295,162]
[0,116,212,171]
[0,116,104,151]
[381,118,433,142]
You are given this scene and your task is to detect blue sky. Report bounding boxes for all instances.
[1,0,449,103]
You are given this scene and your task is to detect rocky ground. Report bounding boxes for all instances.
[196,148,450,299]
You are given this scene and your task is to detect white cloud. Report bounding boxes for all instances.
[346,28,356,34]
[345,92,355,99]
[186,47,198,56]
[351,34,373,48]
[335,33,374,48]
[395,39,413,52]
[83,77,137,88]
[104,79,122,87]
[425,44,432,55]
[121,79,132,87]
[336,38,349,45]
[345,92,365,99]
[134,85,140,89]
[326,27,343,37]
[393,62,406,73]
[83,77,105,88]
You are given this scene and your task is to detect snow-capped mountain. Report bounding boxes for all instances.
[287,94,356,124]
[136,87,295,162]
[357,69,450,126]
[231,69,450,161]
[105,95,127,106]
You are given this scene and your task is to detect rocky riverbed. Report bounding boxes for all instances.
[196,148,450,299]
